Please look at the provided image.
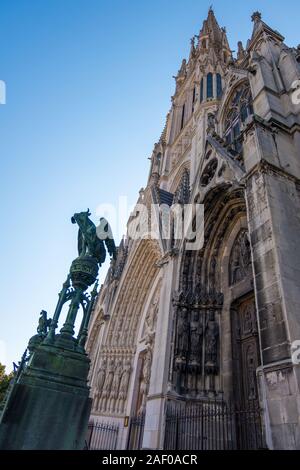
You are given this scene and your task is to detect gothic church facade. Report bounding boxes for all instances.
[87,10,300,450]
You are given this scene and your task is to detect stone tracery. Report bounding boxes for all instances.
[223,82,253,153]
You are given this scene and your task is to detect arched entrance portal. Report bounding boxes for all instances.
[166,185,265,449]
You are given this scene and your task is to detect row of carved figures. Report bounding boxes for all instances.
[173,289,223,394]
[174,307,220,374]
[93,357,132,415]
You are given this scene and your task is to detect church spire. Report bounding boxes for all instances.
[198,7,231,63]
[202,7,223,45]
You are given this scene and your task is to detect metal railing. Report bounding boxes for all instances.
[164,399,265,450]
[85,421,119,450]
[126,412,145,450]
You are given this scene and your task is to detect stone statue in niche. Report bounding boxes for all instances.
[138,349,152,414]
[120,362,131,396]
[229,230,252,285]
[100,358,115,411]
[104,359,115,392]
[175,307,189,361]
[205,311,219,375]
[109,360,123,413]
[111,361,122,396]
[117,360,132,414]
[143,295,159,342]
[121,315,132,347]
[94,358,107,411]
[142,350,152,385]
[189,310,203,371]
[173,306,189,394]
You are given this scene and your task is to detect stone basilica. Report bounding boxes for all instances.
[86,9,300,450]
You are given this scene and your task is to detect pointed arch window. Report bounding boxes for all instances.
[207,73,213,99]
[217,74,222,98]
[180,104,185,130]
[200,78,204,103]
[192,86,196,112]
[224,83,253,153]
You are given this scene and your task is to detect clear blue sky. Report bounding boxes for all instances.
[1,0,299,372]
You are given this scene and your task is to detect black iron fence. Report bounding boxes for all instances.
[126,412,145,450]
[88,400,265,451]
[164,400,265,450]
[86,421,119,450]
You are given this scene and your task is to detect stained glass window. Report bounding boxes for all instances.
[217,73,222,98]
[207,73,213,98]
[224,82,253,153]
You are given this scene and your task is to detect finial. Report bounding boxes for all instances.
[237,41,245,61]
[209,4,213,12]
[251,11,262,22]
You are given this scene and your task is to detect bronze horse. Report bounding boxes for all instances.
[71,210,116,266]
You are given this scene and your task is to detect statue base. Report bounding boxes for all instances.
[0,340,92,450]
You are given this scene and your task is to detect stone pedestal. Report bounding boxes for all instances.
[0,342,92,450]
